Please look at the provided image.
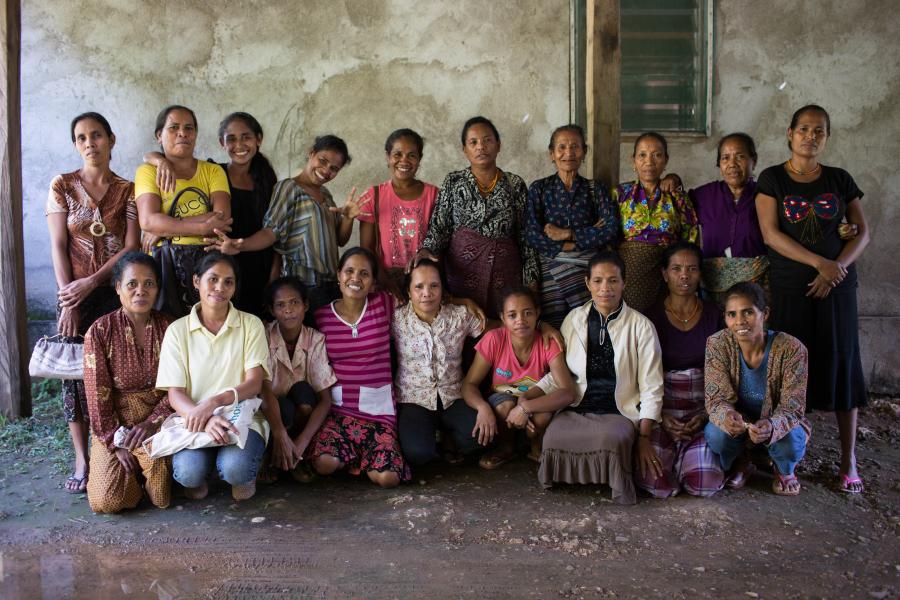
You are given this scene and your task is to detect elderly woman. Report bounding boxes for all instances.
[637,241,724,498]
[704,282,810,496]
[156,252,270,501]
[416,116,538,318]
[47,111,140,493]
[533,252,664,504]
[525,124,618,328]
[613,132,699,313]
[84,252,173,513]
[755,104,870,494]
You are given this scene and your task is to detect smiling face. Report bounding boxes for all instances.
[221,119,260,168]
[788,110,829,159]
[157,108,197,159]
[632,137,668,187]
[193,260,236,310]
[500,293,539,341]
[462,123,501,169]
[724,294,768,342]
[337,253,374,300]
[73,118,114,168]
[386,136,421,183]
[270,285,307,334]
[718,138,754,190]
[303,149,345,187]
[662,250,701,298]
[408,264,443,318]
[550,130,585,176]
[586,261,625,315]
[115,263,158,315]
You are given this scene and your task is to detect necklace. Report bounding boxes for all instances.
[665,297,700,327]
[476,169,500,196]
[785,159,821,176]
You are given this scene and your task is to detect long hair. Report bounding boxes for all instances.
[219,112,278,221]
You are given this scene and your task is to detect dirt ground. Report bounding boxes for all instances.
[0,398,897,600]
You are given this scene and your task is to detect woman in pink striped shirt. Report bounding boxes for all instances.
[307,247,410,487]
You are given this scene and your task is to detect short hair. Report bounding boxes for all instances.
[154,105,198,137]
[660,240,703,269]
[311,134,352,165]
[587,250,626,281]
[264,276,309,310]
[460,116,500,147]
[194,251,240,286]
[788,104,831,150]
[723,281,767,312]
[112,251,160,287]
[632,131,668,159]
[716,132,758,166]
[404,258,447,298]
[497,285,540,316]
[548,123,587,151]
[70,112,113,143]
[338,246,379,281]
[384,128,425,155]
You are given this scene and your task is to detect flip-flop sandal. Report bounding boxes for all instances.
[478,448,517,470]
[837,474,864,494]
[772,472,801,496]
[725,463,757,489]
[64,474,87,494]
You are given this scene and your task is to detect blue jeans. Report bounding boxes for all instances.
[704,421,807,476]
[172,430,266,487]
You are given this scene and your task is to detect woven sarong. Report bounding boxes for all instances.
[618,241,665,314]
[540,251,592,329]
[702,256,769,308]
[446,228,521,319]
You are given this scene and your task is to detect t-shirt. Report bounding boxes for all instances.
[314,291,396,427]
[474,328,562,396]
[756,165,863,291]
[134,160,230,246]
[737,331,775,421]
[647,299,722,371]
[358,181,438,269]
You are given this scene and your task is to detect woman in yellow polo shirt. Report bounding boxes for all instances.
[135,105,232,317]
[156,252,270,501]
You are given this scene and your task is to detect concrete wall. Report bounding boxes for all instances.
[617,1,900,392]
[20,1,899,391]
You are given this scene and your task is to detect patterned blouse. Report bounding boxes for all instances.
[613,181,699,245]
[525,173,618,259]
[391,302,484,411]
[262,178,341,286]
[266,321,337,398]
[704,328,811,444]
[420,168,539,286]
[84,309,173,451]
[46,170,136,281]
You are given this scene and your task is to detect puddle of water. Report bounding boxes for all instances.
[0,549,209,599]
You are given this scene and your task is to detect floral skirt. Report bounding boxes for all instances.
[309,413,411,481]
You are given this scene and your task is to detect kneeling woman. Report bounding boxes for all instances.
[84,252,173,513]
[704,282,810,496]
[308,248,410,487]
[156,253,271,501]
[534,252,664,505]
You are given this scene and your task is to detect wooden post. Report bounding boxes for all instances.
[585,0,620,190]
[0,0,31,418]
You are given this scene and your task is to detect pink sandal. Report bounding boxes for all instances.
[837,474,864,494]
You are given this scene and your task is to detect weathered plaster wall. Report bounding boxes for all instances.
[21,0,571,310]
[617,1,900,392]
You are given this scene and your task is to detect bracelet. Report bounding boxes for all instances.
[226,387,239,404]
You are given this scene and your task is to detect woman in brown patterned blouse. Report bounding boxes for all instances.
[47,112,140,493]
[84,252,173,513]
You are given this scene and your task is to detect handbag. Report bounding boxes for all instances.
[28,334,84,380]
[151,186,212,315]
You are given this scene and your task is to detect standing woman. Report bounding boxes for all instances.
[614,132,699,313]
[416,116,539,318]
[147,112,277,318]
[206,135,355,316]
[47,112,140,493]
[355,129,438,289]
[756,104,871,493]
[525,124,618,328]
[135,105,232,318]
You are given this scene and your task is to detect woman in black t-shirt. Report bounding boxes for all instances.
[755,104,871,494]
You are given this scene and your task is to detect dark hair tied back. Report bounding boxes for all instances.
[587,250,627,281]
[384,128,425,155]
[154,105,198,137]
[112,251,161,287]
[460,116,500,147]
[312,134,352,165]
[632,131,668,159]
[70,112,113,143]
[723,281,767,312]
[716,132,758,166]
[548,124,587,151]
[218,112,277,220]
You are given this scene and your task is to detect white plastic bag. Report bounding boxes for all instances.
[142,397,262,459]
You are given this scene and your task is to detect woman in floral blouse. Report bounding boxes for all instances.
[614,132,698,313]
[417,116,538,319]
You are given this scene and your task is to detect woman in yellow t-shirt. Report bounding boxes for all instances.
[135,105,232,317]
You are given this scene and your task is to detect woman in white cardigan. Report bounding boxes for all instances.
[534,251,664,504]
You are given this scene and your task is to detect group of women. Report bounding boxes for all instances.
[46,103,870,512]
